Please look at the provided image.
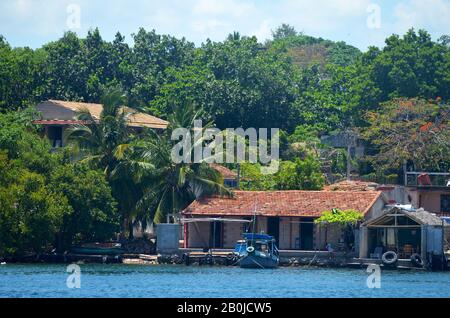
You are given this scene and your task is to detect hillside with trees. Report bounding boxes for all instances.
[0,25,449,257]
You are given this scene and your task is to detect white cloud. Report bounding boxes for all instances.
[251,19,273,41]
[277,0,372,33]
[1,0,449,50]
[193,0,254,18]
[192,19,229,32]
[393,0,450,35]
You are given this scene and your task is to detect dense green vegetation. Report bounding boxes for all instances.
[0,111,118,257]
[0,25,449,257]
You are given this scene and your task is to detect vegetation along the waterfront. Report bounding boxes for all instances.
[0,26,449,258]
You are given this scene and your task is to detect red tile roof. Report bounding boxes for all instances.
[183,190,383,217]
[323,180,379,192]
[210,164,237,180]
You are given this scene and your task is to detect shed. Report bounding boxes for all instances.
[359,206,447,267]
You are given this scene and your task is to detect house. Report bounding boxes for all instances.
[324,180,409,205]
[33,100,168,148]
[210,164,238,188]
[182,190,386,250]
[359,206,448,267]
[403,171,450,216]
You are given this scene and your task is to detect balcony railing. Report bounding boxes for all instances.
[405,172,450,187]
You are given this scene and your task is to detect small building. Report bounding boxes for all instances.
[359,206,448,265]
[182,190,386,251]
[325,180,411,206]
[404,171,450,216]
[210,164,238,188]
[33,100,168,148]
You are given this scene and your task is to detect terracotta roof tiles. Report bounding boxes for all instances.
[183,190,383,218]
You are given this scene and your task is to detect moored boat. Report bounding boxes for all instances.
[236,233,279,269]
[70,242,124,255]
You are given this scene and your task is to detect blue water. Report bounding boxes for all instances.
[1,264,450,298]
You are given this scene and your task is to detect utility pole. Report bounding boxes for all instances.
[346,145,352,180]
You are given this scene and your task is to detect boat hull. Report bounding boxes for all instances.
[70,247,124,255]
[239,254,279,269]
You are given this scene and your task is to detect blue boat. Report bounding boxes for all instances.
[235,233,279,269]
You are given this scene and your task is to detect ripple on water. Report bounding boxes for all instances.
[1,264,450,298]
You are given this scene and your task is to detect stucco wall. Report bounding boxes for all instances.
[223,221,244,248]
[419,191,448,214]
[278,218,292,249]
[406,188,450,214]
[314,223,343,250]
[187,222,209,248]
[364,196,387,220]
[256,217,267,233]
[185,216,348,250]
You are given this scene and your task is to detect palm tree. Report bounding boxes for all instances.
[66,88,140,238]
[119,105,233,224]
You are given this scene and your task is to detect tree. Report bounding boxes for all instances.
[0,109,121,256]
[315,208,364,227]
[0,151,70,257]
[274,156,325,190]
[51,164,119,251]
[126,105,232,224]
[152,34,299,132]
[0,39,47,111]
[272,24,298,40]
[357,29,450,102]
[66,88,137,237]
[363,98,450,172]
[240,155,324,191]
[315,208,364,250]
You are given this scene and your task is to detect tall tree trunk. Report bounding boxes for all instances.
[120,216,129,241]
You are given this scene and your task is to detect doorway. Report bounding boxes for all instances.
[300,218,314,250]
[210,221,223,248]
[267,217,280,244]
[47,126,63,147]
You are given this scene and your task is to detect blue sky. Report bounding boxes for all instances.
[1,0,449,51]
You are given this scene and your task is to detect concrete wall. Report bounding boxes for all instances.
[380,186,409,205]
[223,221,244,248]
[406,188,450,214]
[256,217,267,233]
[314,223,344,250]
[156,224,180,254]
[278,218,292,249]
[359,226,369,258]
[187,222,210,249]
[419,191,448,214]
[365,196,387,220]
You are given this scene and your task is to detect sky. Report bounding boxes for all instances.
[1,0,450,51]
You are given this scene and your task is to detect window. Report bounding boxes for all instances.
[224,179,237,188]
[441,195,450,213]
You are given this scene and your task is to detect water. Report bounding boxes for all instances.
[1,264,450,298]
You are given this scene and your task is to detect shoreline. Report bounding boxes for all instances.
[0,252,430,271]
